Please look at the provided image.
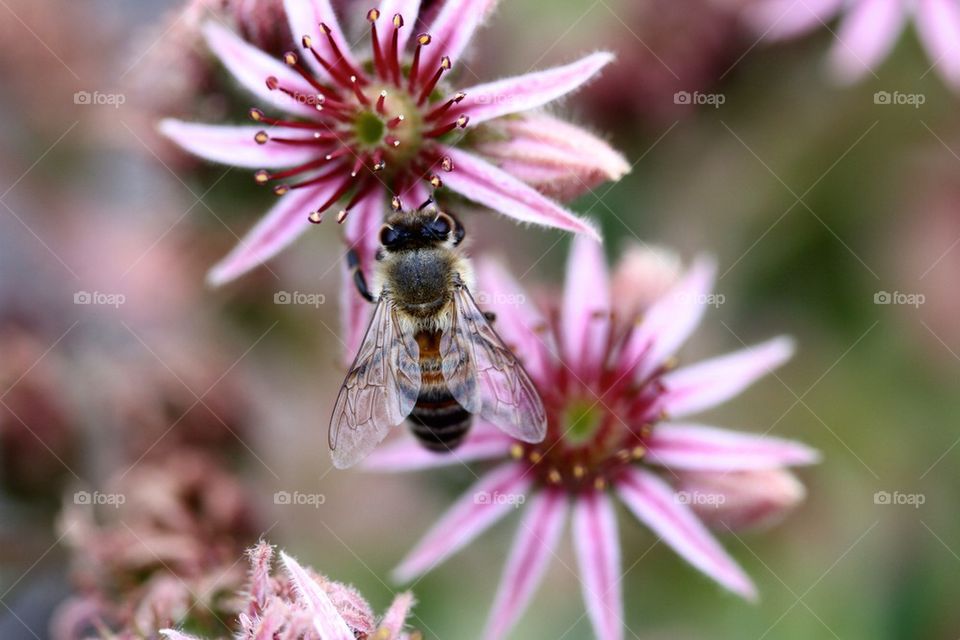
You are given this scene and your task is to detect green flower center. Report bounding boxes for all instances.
[354,110,385,146]
[564,401,603,444]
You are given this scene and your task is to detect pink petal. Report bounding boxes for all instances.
[459,52,614,125]
[340,188,386,357]
[659,336,794,418]
[676,469,808,531]
[396,179,431,209]
[159,631,198,640]
[915,0,960,89]
[561,234,611,379]
[610,244,683,319]
[827,0,905,83]
[379,591,415,635]
[361,422,513,472]
[647,423,821,471]
[441,147,601,240]
[476,113,629,202]
[474,257,556,382]
[202,21,318,118]
[392,462,531,582]
[745,0,844,41]
[482,490,567,640]
[207,181,344,285]
[616,468,757,600]
[279,551,355,640]
[572,491,623,640]
[422,0,499,72]
[158,121,319,169]
[376,0,423,54]
[283,0,359,80]
[620,256,716,381]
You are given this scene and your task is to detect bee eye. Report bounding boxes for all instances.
[380,226,400,247]
[432,214,452,237]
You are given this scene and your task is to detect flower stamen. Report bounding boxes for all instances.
[426,92,466,121]
[417,56,452,106]
[318,22,365,84]
[389,14,404,85]
[425,114,469,139]
[366,9,387,79]
[408,34,432,92]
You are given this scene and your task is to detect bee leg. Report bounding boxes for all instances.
[346,249,375,303]
[483,311,497,323]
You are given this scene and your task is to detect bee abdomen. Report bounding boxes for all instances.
[409,395,472,452]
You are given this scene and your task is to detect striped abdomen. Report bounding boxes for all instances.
[409,330,472,451]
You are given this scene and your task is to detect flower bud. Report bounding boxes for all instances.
[676,469,807,532]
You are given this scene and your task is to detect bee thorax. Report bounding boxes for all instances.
[383,249,456,318]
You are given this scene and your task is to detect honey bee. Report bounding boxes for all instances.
[329,199,547,468]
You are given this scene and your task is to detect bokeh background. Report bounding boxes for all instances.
[1,0,959,638]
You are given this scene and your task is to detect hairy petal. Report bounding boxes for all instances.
[483,490,567,640]
[561,234,611,379]
[341,187,386,357]
[620,256,716,381]
[207,181,346,285]
[660,336,794,417]
[283,0,359,79]
[647,423,821,471]
[459,52,614,125]
[573,491,623,640]
[915,0,960,89]
[423,0,499,71]
[617,468,757,600]
[476,113,629,202]
[474,257,557,383]
[827,0,905,82]
[379,591,415,636]
[202,21,318,118]
[361,423,513,472]
[393,462,531,582]
[280,551,355,640]
[158,121,318,169]
[441,147,601,240]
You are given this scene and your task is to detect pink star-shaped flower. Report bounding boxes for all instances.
[160,0,628,285]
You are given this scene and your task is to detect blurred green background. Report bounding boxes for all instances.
[1,0,959,638]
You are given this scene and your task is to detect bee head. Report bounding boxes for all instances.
[380,198,464,251]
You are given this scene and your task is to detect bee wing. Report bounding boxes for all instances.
[329,295,421,468]
[440,283,547,443]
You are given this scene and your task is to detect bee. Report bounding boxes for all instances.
[329,198,547,469]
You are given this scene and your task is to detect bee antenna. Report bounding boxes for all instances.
[417,197,434,212]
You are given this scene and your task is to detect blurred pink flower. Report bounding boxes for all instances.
[745,0,960,88]
[52,450,261,639]
[364,238,819,640]
[161,542,418,640]
[0,328,75,497]
[581,0,744,127]
[161,0,627,285]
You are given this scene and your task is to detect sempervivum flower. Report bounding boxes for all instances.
[363,239,820,640]
[161,542,418,640]
[51,450,261,639]
[744,0,960,89]
[160,0,626,285]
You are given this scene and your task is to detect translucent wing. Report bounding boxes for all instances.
[440,281,547,443]
[329,294,421,468]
